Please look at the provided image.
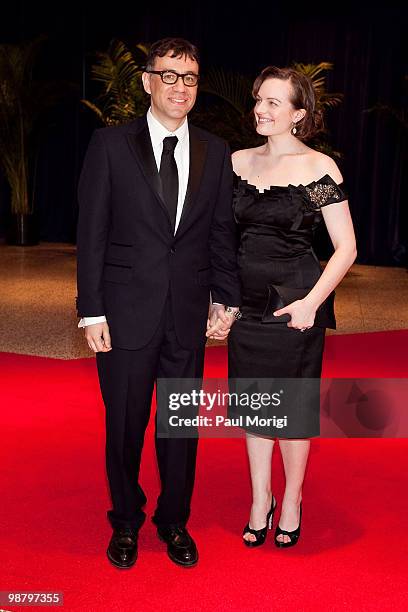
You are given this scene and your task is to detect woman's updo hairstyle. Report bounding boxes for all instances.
[252,66,324,141]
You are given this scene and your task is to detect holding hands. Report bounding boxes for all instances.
[206,304,240,340]
[206,298,318,339]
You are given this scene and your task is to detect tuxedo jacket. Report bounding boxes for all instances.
[76,115,241,350]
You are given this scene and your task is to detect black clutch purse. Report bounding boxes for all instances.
[261,284,336,329]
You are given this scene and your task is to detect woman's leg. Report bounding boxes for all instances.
[276,439,310,543]
[243,433,275,542]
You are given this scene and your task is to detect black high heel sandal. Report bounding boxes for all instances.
[243,495,277,548]
[274,502,302,548]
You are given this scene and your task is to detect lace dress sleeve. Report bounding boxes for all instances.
[305,174,348,209]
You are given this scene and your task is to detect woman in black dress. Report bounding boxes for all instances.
[228,67,357,547]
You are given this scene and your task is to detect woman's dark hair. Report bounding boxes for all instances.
[252,66,324,140]
[145,37,200,71]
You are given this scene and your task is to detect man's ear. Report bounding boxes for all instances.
[142,72,151,95]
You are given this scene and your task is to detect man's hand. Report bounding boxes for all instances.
[84,321,112,352]
[206,304,236,340]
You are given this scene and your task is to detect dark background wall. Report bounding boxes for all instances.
[0,1,407,265]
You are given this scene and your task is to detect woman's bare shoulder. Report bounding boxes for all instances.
[308,150,344,184]
[232,146,264,174]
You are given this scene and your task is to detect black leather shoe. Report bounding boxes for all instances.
[107,527,138,568]
[157,525,198,567]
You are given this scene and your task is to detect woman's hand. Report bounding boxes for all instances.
[273,298,316,331]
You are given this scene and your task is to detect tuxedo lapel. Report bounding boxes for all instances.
[126,119,171,224]
[126,118,208,234]
[177,125,208,234]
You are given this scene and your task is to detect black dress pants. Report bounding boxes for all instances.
[96,294,206,531]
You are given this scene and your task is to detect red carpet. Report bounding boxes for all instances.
[1,330,408,611]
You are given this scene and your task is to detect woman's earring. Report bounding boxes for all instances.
[291,122,297,135]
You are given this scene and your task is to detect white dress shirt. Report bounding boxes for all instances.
[78,108,190,328]
[147,107,190,230]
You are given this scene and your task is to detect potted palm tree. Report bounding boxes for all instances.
[0,36,71,245]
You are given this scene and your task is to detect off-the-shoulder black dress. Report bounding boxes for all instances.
[228,172,348,438]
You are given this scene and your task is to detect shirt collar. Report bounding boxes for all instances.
[147,107,189,148]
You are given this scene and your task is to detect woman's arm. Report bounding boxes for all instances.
[303,200,357,311]
[303,156,357,311]
[274,156,357,329]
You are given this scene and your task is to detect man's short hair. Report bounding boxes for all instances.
[145,37,200,71]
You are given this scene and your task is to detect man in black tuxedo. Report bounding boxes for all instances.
[76,38,241,568]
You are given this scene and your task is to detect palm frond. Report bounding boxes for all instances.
[135,42,150,64]
[81,100,104,121]
[293,62,333,82]
[318,92,344,109]
[200,68,254,116]
[293,62,343,117]
[82,39,148,125]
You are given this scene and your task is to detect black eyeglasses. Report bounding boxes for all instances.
[145,70,199,87]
